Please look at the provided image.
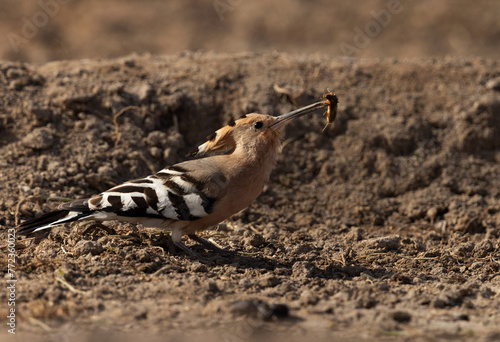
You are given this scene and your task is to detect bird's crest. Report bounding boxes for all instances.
[191,118,240,157]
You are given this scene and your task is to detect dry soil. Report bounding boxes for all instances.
[0,53,499,341]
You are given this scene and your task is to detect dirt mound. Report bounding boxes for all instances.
[0,53,499,341]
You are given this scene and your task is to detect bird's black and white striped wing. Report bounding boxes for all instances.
[77,165,217,222]
[17,165,220,235]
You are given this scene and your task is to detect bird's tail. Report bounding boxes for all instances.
[17,199,92,235]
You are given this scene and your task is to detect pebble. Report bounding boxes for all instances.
[207,281,220,293]
[145,131,168,147]
[124,83,152,103]
[73,240,104,256]
[29,105,54,125]
[454,216,485,234]
[390,311,412,323]
[391,273,413,284]
[358,235,401,251]
[97,165,118,179]
[5,67,27,79]
[238,278,253,289]
[486,77,500,91]
[299,290,319,305]
[244,232,266,248]
[123,58,136,68]
[453,241,475,256]
[149,147,162,159]
[292,261,316,278]
[22,127,54,150]
[189,262,208,273]
[473,239,494,258]
[258,275,280,288]
[134,249,152,263]
[426,207,439,221]
[345,227,364,242]
[231,299,289,320]
[162,92,184,112]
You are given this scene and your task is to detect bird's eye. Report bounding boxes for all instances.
[254,121,264,130]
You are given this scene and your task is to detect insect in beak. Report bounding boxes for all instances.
[269,101,328,131]
[321,90,338,132]
[269,90,339,132]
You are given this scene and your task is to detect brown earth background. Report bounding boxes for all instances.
[1,1,500,341]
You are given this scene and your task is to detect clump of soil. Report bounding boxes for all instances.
[0,53,499,341]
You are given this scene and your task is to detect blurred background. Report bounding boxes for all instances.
[1,0,499,62]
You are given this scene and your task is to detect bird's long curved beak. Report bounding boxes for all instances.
[269,101,328,131]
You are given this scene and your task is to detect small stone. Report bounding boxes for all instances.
[486,77,500,91]
[454,216,486,234]
[358,235,401,251]
[357,296,377,309]
[135,249,152,263]
[432,297,446,309]
[391,273,413,284]
[390,311,412,323]
[162,92,184,112]
[163,148,177,165]
[73,240,103,256]
[29,106,53,125]
[238,278,253,289]
[231,299,270,319]
[207,281,220,293]
[5,67,27,79]
[299,290,319,305]
[149,147,162,159]
[473,239,494,258]
[47,161,61,172]
[453,241,475,256]
[146,131,168,147]
[106,82,124,93]
[189,262,208,273]
[313,300,335,314]
[454,313,469,321]
[270,304,289,318]
[166,130,184,149]
[426,207,439,221]
[97,165,118,179]
[134,308,148,320]
[124,83,152,103]
[37,155,49,170]
[292,261,316,278]
[231,299,289,320]
[258,275,280,288]
[123,58,136,68]
[22,127,54,150]
[244,233,266,248]
[345,227,364,242]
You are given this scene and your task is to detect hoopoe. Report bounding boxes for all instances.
[17,97,333,258]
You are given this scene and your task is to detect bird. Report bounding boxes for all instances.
[17,98,331,258]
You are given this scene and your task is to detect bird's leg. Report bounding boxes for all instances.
[173,238,215,265]
[173,239,200,258]
[188,234,234,255]
[170,229,212,263]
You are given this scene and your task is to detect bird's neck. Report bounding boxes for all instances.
[227,138,281,182]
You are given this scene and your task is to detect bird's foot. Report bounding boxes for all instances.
[173,240,213,264]
[188,234,234,255]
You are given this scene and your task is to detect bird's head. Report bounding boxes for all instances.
[192,100,329,157]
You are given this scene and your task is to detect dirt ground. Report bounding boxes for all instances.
[0,52,499,341]
[2,2,500,340]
